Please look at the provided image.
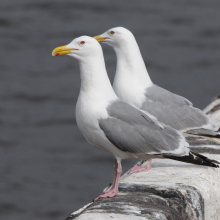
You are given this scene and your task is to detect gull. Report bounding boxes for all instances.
[94,27,220,172]
[52,36,219,200]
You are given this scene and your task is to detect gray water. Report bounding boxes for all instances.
[1,0,220,219]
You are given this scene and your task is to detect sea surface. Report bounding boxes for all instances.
[0,0,220,220]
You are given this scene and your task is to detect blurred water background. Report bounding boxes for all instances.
[0,0,220,219]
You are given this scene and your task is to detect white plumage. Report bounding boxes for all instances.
[52,36,219,200]
[94,27,220,136]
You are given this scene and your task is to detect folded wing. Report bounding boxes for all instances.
[143,84,220,135]
[99,100,189,156]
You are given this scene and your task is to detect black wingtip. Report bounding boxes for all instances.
[163,151,219,168]
[186,128,220,138]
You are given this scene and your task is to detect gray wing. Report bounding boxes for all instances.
[142,84,219,132]
[99,100,188,156]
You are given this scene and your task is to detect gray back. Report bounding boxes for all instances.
[142,84,209,131]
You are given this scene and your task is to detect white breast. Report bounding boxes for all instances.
[76,93,108,150]
[113,74,149,109]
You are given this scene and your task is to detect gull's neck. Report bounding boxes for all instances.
[78,54,117,101]
[113,37,152,89]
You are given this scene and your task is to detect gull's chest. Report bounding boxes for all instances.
[75,96,109,149]
[113,77,147,109]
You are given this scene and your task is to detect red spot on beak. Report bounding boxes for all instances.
[55,53,60,56]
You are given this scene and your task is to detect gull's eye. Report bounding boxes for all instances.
[110,31,115,35]
[80,41,85,45]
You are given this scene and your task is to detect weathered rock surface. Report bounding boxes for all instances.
[66,155,220,220]
[69,184,204,220]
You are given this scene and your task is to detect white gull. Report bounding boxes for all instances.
[52,36,219,200]
[94,27,220,136]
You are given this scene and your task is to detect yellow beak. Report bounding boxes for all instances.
[93,35,109,42]
[52,45,78,56]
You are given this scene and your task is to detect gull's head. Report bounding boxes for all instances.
[93,27,135,48]
[52,36,102,61]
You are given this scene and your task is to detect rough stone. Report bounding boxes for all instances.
[66,155,220,220]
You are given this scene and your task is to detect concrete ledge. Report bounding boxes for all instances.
[66,155,220,220]
[70,184,204,220]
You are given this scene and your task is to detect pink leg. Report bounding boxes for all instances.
[95,158,122,201]
[129,159,152,174]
